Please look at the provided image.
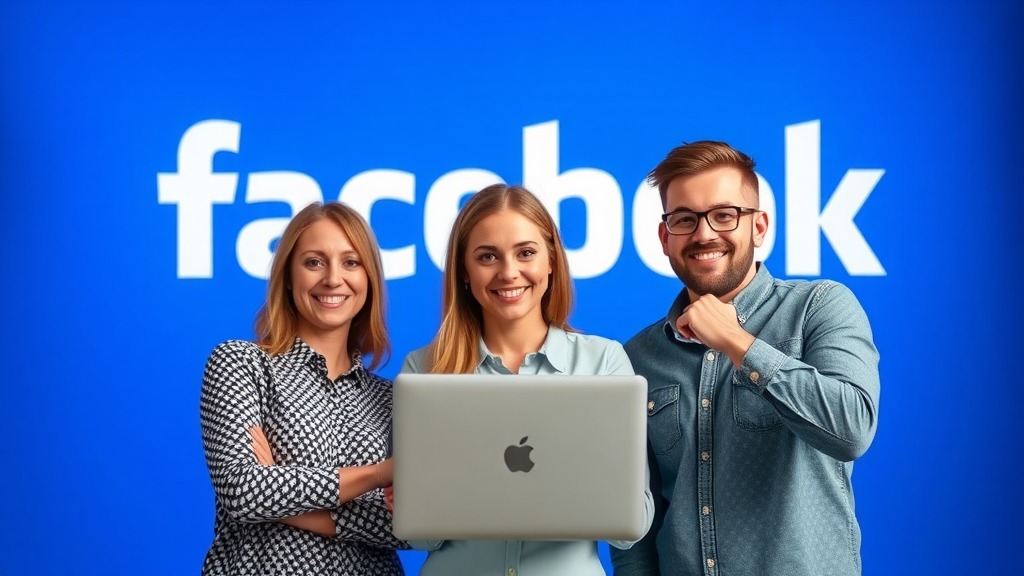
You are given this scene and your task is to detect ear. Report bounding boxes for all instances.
[751,210,769,248]
[659,221,671,256]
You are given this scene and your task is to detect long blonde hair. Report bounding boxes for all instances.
[254,202,390,370]
[428,184,573,373]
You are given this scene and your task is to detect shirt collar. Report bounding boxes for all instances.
[476,325,568,373]
[285,337,369,386]
[730,263,774,324]
[662,263,775,339]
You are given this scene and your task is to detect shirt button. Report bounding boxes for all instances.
[508,569,516,576]
[705,351,715,362]
[701,398,710,409]
[647,400,655,413]
[702,505,710,515]
[750,371,760,383]
[707,558,716,568]
[701,451,710,462]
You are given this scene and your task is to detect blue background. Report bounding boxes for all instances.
[2,1,1022,574]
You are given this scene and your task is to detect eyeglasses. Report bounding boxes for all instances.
[661,206,759,236]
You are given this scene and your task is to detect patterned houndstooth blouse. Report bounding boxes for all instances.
[199,338,406,575]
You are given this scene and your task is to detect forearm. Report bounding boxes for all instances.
[264,462,391,538]
[281,510,335,537]
[338,462,387,503]
[738,337,878,461]
[331,491,409,548]
[209,461,342,522]
[280,494,409,548]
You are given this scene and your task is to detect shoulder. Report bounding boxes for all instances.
[205,339,267,367]
[201,340,270,396]
[624,319,668,350]
[401,345,432,374]
[771,277,862,311]
[562,330,625,354]
[559,329,633,375]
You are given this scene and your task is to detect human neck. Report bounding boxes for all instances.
[298,328,353,380]
[481,315,549,374]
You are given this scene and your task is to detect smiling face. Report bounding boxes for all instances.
[289,217,369,345]
[660,165,768,302]
[463,209,553,332]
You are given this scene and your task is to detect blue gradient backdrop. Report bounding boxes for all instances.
[1,1,1021,574]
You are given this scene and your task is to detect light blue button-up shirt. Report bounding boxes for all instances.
[612,265,880,576]
[401,326,655,576]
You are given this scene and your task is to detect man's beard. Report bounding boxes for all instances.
[672,238,754,298]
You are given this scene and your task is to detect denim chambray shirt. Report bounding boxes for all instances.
[612,265,879,576]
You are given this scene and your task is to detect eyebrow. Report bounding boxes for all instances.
[298,249,360,258]
[471,240,540,252]
[665,201,737,213]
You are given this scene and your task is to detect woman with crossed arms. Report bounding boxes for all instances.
[199,202,407,575]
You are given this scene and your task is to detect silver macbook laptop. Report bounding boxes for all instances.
[391,373,648,541]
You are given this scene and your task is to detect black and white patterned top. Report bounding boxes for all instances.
[199,338,406,575]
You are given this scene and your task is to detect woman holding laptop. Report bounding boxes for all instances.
[398,184,654,575]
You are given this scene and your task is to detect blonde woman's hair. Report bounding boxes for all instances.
[254,201,390,370]
[427,184,573,373]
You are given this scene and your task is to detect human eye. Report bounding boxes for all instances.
[518,248,537,259]
[343,257,362,268]
[669,212,697,228]
[304,257,325,268]
[476,252,497,263]
[712,209,737,224]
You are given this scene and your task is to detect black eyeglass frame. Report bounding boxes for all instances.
[660,206,760,236]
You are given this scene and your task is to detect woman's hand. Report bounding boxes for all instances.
[249,426,275,465]
[375,457,394,488]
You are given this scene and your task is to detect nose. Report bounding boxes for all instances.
[325,263,345,287]
[690,214,720,242]
[497,258,520,281]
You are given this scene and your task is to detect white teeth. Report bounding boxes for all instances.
[496,287,527,298]
[693,251,725,261]
[317,295,347,304]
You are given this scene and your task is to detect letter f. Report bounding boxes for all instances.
[157,120,240,278]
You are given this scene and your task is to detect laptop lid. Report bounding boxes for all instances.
[391,373,647,541]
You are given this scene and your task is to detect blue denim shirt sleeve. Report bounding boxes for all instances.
[735,280,879,462]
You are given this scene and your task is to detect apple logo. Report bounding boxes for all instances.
[504,436,535,473]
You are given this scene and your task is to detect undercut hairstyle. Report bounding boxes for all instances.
[648,141,759,207]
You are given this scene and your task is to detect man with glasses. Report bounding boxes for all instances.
[612,141,879,576]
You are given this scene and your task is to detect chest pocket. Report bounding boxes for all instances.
[731,338,800,432]
[647,386,682,454]
[731,386,783,432]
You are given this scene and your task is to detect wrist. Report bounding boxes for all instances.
[727,331,756,369]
